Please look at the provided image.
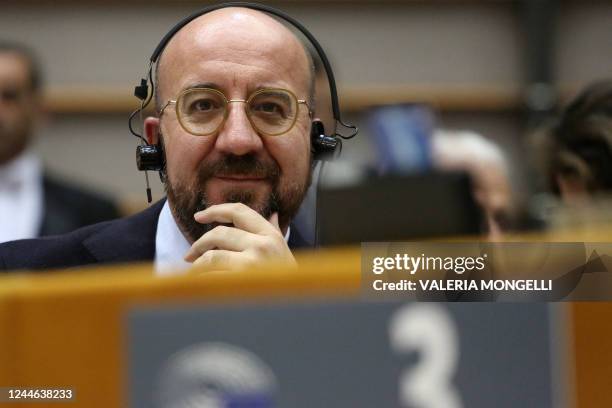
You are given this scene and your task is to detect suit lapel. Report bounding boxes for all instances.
[40,175,80,235]
[82,199,165,263]
[82,199,312,263]
[288,224,313,249]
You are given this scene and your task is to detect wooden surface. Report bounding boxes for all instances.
[1,244,612,408]
[571,303,612,408]
[0,248,360,408]
[43,84,526,114]
[42,83,587,115]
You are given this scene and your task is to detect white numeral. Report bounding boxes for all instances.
[389,304,462,408]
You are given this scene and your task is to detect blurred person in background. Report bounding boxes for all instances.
[431,130,515,239]
[532,80,612,205]
[0,41,120,244]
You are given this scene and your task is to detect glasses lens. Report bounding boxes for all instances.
[177,89,226,135]
[248,89,298,136]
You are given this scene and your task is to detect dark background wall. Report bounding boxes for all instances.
[2,0,610,209]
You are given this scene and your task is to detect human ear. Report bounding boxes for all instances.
[144,116,160,145]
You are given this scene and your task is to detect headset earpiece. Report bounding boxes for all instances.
[311,120,340,161]
[136,144,164,171]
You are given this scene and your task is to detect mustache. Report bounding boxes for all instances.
[197,154,281,181]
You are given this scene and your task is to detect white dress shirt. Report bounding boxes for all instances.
[0,150,43,243]
[154,201,192,276]
[154,200,290,276]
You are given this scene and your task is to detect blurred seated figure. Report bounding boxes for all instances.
[431,130,514,239]
[533,80,612,205]
[0,41,120,243]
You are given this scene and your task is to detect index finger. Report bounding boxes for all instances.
[194,203,279,236]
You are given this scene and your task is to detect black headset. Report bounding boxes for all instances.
[129,2,358,202]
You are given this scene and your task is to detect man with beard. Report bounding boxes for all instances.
[0,8,316,273]
[0,42,120,245]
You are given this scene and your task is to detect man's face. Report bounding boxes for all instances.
[152,10,312,242]
[0,53,37,165]
[472,166,512,239]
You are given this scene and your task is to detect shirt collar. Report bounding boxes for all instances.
[154,201,192,276]
[154,200,290,276]
[0,149,41,190]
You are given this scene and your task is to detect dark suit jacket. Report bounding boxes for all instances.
[40,175,121,236]
[0,199,311,272]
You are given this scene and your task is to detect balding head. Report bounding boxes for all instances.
[155,7,314,112]
[144,6,317,241]
[432,130,514,238]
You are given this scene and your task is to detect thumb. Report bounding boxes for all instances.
[268,212,281,232]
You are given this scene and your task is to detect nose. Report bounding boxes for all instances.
[214,102,264,156]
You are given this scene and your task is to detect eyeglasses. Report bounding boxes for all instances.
[159,87,312,137]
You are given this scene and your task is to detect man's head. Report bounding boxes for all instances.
[542,80,612,203]
[432,130,513,239]
[144,8,315,242]
[0,42,42,165]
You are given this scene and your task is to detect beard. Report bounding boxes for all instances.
[0,119,31,165]
[165,152,311,243]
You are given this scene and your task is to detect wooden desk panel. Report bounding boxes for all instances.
[0,249,360,407]
[2,246,611,408]
[572,303,612,408]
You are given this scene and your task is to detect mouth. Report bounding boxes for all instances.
[205,176,272,201]
[208,175,272,191]
[214,175,268,182]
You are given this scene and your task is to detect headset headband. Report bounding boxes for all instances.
[132,2,356,202]
[148,1,356,139]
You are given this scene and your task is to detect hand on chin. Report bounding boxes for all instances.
[184,202,295,272]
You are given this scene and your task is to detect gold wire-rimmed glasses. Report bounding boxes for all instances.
[158,87,312,137]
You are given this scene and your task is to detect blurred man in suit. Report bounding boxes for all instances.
[0,7,314,272]
[0,41,120,244]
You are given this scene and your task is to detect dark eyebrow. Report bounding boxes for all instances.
[182,82,296,97]
[183,82,222,92]
[259,90,292,105]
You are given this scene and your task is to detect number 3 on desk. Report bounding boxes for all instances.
[389,304,463,408]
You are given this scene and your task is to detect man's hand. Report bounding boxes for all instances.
[184,203,296,271]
